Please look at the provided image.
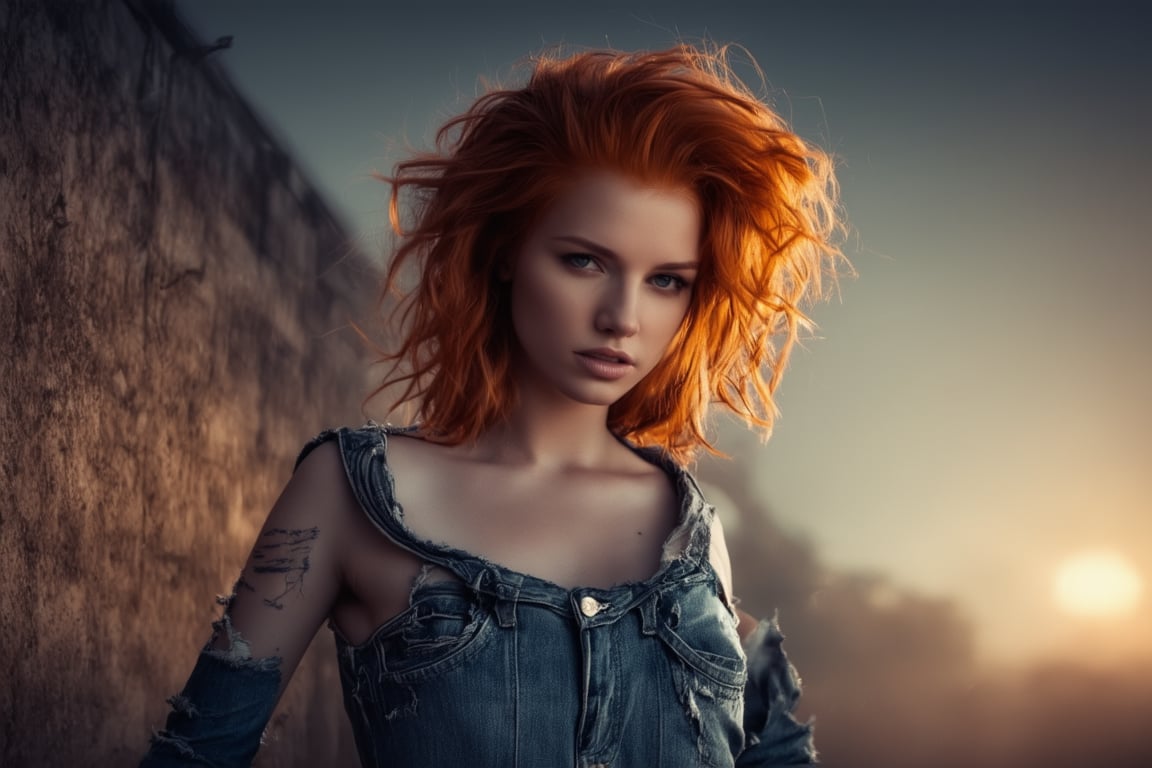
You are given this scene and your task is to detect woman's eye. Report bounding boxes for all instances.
[564,254,597,270]
[651,274,689,291]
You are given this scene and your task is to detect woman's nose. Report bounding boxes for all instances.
[595,282,640,337]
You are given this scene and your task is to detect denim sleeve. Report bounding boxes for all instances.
[139,639,282,768]
[736,616,818,766]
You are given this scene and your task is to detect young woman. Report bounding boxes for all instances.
[141,44,842,767]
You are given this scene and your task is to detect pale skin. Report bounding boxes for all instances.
[214,171,756,695]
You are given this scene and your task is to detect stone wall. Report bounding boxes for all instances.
[1,1,374,764]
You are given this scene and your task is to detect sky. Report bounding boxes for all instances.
[175,0,1152,666]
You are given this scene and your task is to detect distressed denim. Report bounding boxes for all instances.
[140,638,282,768]
[140,424,815,767]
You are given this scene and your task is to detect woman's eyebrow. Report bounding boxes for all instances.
[552,235,699,270]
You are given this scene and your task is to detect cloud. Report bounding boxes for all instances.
[698,427,1152,767]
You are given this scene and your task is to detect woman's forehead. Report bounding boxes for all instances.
[530,171,701,262]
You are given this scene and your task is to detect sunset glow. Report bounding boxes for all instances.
[1053,551,1145,618]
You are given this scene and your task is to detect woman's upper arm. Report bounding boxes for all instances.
[708,511,736,608]
[709,508,770,641]
[210,438,355,686]
[141,440,358,766]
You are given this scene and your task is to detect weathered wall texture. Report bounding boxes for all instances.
[1,0,375,764]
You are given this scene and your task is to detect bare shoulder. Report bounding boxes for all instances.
[289,434,440,557]
[294,434,435,644]
[285,437,362,536]
[377,430,458,502]
[380,428,449,466]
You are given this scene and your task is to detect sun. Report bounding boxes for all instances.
[1053,550,1145,618]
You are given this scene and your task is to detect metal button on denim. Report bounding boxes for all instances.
[579,595,603,617]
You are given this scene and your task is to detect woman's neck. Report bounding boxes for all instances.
[472,390,623,470]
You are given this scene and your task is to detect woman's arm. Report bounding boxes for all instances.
[141,441,356,767]
[708,513,818,766]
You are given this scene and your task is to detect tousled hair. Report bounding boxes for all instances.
[372,44,845,464]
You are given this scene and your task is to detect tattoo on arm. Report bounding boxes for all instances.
[251,527,320,610]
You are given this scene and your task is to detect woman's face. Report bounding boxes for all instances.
[509,171,701,408]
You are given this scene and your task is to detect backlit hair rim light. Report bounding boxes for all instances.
[370,43,848,464]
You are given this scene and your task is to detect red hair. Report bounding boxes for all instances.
[373,44,845,463]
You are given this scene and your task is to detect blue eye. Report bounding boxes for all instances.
[563,254,597,270]
[651,274,689,292]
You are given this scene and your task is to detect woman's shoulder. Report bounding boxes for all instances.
[282,431,364,521]
[290,422,454,527]
[293,422,420,470]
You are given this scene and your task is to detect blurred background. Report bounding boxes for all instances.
[3,0,1150,765]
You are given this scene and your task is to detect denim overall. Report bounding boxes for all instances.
[140,424,815,767]
[319,423,750,767]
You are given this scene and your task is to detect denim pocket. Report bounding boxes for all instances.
[655,588,747,692]
[350,582,498,687]
[654,587,748,766]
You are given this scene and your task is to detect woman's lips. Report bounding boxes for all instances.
[577,347,635,364]
[575,351,634,380]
